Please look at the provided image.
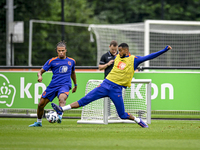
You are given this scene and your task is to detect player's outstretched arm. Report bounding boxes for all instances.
[138,45,172,61]
[134,45,172,70]
[143,45,172,60]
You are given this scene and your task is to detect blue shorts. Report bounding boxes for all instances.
[78,79,130,119]
[41,85,70,102]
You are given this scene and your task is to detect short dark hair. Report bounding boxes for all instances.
[110,40,118,47]
[118,43,129,48]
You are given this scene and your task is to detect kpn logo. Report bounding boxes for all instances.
[0,74,16,107]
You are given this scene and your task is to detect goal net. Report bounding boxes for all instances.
[28,20,93,66]
[77,79,151,124]
[89,20,200,67]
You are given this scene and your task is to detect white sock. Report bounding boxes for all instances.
[134,117,140,123]
[37,119,42,123]
[62,104,71,111]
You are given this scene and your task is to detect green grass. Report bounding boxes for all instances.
[0,118,200,150]
[151,115,200,119]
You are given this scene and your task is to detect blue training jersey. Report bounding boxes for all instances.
[43,57,76,87]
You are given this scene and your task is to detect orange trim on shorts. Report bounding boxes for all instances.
[42,91,46,96]
[64,92,69,96]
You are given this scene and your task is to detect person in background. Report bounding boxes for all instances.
[99,40,118,78]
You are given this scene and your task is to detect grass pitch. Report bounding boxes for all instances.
[0,118,199,150]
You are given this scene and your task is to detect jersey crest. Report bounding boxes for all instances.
[59,66,68,73]
[117,61,126,70]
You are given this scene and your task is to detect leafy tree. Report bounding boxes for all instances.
[1,0,97,66]
[1,0,200,66]
[88,0,200,23]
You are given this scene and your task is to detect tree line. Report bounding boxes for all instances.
[0,0,199,66]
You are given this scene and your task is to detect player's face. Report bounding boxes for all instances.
[109,45,118,56]
[57,46,67,59]
[118,47,127,58]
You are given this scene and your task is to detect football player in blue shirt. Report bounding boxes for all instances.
[29,41,77,127]
[52,43,172,128]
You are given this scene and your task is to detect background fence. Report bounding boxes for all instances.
[0,69,200,120]
[2,20,200,68]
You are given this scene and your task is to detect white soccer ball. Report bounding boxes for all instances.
[46,111,58,123]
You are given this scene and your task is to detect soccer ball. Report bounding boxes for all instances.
[46,111,58,123]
